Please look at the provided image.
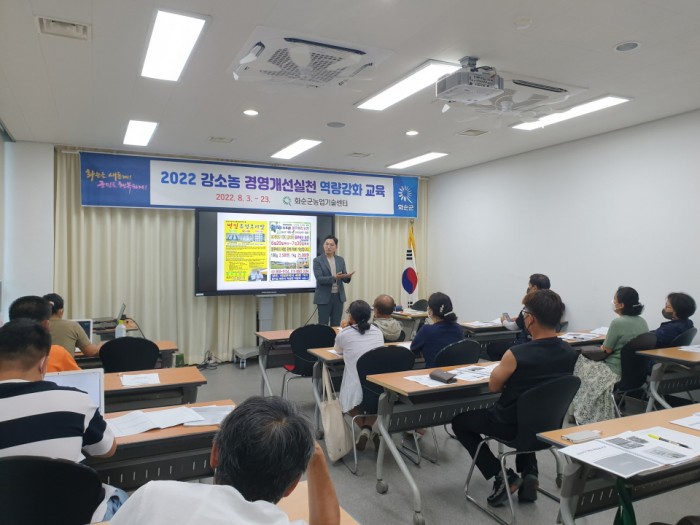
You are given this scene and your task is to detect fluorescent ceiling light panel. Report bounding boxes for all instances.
[271,139,322,159]
[141,10,206,81]
[512,96,629,131]
[388,152,447,170]
[358,60,460,111]
[124,120,158,146]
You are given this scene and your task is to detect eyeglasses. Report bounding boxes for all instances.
[522,308,533,316]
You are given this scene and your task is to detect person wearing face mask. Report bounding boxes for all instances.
[410,292,464,368]
[0,319,124,520]
[571,286,649,425]
[651,292,696,348]
[501,274,551,345]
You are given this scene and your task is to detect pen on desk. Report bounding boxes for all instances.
[647,433,691,449]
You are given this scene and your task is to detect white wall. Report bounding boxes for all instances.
[1,141,54,321]
[427,109,700,333]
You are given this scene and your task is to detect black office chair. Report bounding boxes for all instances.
[282,324,336,399]
[0,455,104,525]
[464,375,581,525]
[669,327,697,347]
[391,330,407,343]
[345,345,415,474]
[435,339,481,367]
[485,339,515,361]
[99,336,160,372]
[611,332,657,416]
[411,299,428,311]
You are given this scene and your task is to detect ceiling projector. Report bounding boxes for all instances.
[436,56,504,104]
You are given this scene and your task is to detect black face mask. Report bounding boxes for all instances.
[662,309,674,320]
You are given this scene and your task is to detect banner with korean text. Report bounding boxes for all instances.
[80,153,418,218]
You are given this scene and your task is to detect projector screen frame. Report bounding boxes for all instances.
[194,208,335,297]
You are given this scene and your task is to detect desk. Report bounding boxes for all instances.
[86,400,235,491]
[279,480,359,525]
[461,321,518,350]
[104,366,207,412]
[256,329,294,396]
[538,404,700,525]
[638,347,700,411]
[393,311,428,339]
[76,340,178,369]
[368,364,499,525]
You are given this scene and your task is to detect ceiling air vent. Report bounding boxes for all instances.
[458,129,489,137]
[37,17,90,40]
[346,152,371,158]
[208,136,234,143]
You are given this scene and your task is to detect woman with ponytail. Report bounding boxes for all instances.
[335,300,384,450]
[410,292,464,368]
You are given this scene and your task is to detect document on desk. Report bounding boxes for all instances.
[560,426,700,478]
[119,373,160,387]
[679,345,700,353]
[559,332,601,342]
[108,407,204,437]
[451,363,498,382]
[466,320,502,328]
[397,342,412,349]
[184,405,235,426]
[591,327,609,336]
[671,413,700,430]
[404,375,448,388]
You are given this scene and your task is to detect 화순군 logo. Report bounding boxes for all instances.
[397,185,413,204]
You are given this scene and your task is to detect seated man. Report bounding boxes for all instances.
[111,396,340,525]
[652,292,696,348]
[372,294,404,342]
[8,295,80,372]
[0,319,122,520]
[43,292,102,356]
[501,274,551,345]
[452,289,577,507]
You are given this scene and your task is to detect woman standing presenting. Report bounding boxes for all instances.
[572,286,648,424]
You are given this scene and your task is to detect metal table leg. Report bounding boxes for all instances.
[259,342,274,396]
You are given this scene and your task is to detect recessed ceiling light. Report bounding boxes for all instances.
[326,121,346,128]
[615,41,639,52]
[271,139,322,160]
[141,10,206,81]
[124,120,158,146]
[243,109,259,116]
[388,152,448,170]
[512,96,630,131]
[358,60,460,111]
[406,130,419,136]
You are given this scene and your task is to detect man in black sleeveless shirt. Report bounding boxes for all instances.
[452,289,577,507]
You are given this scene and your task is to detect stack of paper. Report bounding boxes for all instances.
[467,320,502,328]
[452,363,498,382]
[184,405,235,427]
[559,332,601,342]
[119,373,160,387]
[560,426,700,478]
[108,406,204,437]
[591,327,609,336]
[671,413,700,430]
[679,345,700,353]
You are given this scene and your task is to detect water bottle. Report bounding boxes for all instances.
[115,319,127,338]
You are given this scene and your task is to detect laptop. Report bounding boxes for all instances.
[93,303,126,330]
[45,368,105,414]
[71,319,93,343]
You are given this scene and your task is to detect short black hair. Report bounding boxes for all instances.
[373,294,395,316]
[522,289,565,329]
[323,235,338,246]
[529,274,551,290]
[213,396,314,504]
[428,292,458,323]
[616,286,644,316]
[9,296,52,322]
[667,292,696,320]
[348,299,372,334]
[0,319,51,370]
[42,293,64,314]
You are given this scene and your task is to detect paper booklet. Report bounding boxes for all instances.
[108,406,204,437]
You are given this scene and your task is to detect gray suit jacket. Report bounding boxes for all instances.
[313,255,351,304]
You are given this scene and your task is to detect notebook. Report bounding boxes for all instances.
[45,368,105,414]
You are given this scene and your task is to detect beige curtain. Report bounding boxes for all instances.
[53,149,428,363]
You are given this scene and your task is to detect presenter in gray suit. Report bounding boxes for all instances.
[313,235,354,326]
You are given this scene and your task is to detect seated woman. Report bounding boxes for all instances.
[410,292,464,368]
[572,286,649,424]
[652,292,696,348]
[335,300,385,451]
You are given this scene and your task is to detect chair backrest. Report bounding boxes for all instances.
[616,332,657,391]
[411,299,428,311]
[0,455,103,525]
[99,336,160,372]
[511,375,581,451]
[485,339,514,361]
[289,324,337,376]
[393,330,407,342]
[356,346,415,414]
[435,339,480,367]
[670,327,698,347]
